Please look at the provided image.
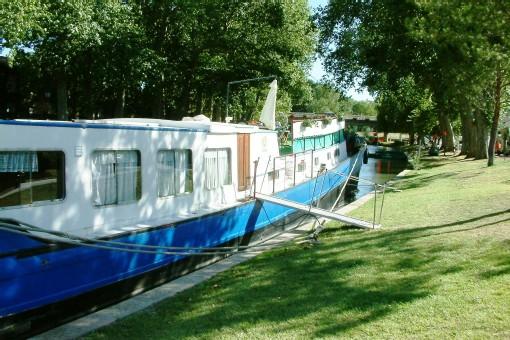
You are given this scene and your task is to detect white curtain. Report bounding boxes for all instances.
[116,151,138,203]
[174,150,189,194]
[157,151,175,197]
[0,152,38,173]
[92,151,117,205]
[204,150,218,190]
[217,149,230,186]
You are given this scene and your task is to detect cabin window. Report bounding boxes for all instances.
[0,151,65,208]
[204,148,231,190]
[268,170,280,181]
[304,138,314,151]
[91,150,141,206]
[325,133,334,147]
[334,148,340,158]
[314,157,320,166]
[297,160,306,172]
[157,150,193,197]
[333,131,341,144]
[327,152,331,160]
[315,136,325,148]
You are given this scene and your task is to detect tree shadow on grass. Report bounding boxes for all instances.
[419,156,477,170]
[478,239,510,279]
[89,228,441,339]
[111,206,510,339]
[420,159,459,169]
[135,249,433,339]
[324,208,510,253]
[88,209,510,339]
[479,261,510,279]
[397,172,458,190]
[414,217,510,240]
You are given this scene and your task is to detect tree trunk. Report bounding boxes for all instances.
[204,93,213,118]
[114,88,126,118]
[460,113,473,156]
[212,96,223,122]
[439,113,455,152]
[178,81,192,118]
[461,110,488,159]
[149,74,165,119]
[194,89,203,116]
[409,126,415,145]
[472,109,488,159]
[56,73,68,121]
[151,88,164,119]
[487,67,502,167]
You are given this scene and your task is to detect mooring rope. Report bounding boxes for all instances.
[0,214,321,257]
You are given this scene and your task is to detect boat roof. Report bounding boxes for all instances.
[0,118,273,134]
[91,118,265,134]
[290,112,338,119]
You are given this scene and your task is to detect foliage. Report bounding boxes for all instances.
[352,100,377,117]
[377,76,437,139]
[317,0,510,160]
[0,0,316,120]
[0,0,45,49]
[321,116,332,126]
[304,82,343,114]
[301,82,376,120]
[301,118,312,128]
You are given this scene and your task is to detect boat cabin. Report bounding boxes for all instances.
[0,115,346,238]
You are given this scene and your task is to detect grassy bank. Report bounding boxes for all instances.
[87,156,510,339]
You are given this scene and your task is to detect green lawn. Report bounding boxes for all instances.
[87,156,510,339]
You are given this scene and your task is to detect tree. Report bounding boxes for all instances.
[0,0,44,50]
[305,82,344,115]
[317,0,510,163]
[2,0,316,121]
[352,100,376,117]
[377,76,437,144]
[1,0,150,120]
[138,0,315,120]
[411,0,510,165]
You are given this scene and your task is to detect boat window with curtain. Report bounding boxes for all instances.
[204,148,231,190]
[92,150,141,206]
[0,151,65,208]
[157,149,193,197]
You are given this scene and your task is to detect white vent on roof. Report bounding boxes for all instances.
[182,114,211,122]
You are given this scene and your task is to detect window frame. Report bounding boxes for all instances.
[0,149,66,210]
[268,169,280,181]
[204,148,232,190]
[156,149,194,199]
[91,149,142,207]
[334,148,340,158]
[297,159,306,172]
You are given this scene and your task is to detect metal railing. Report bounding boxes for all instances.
[249,144,341,197]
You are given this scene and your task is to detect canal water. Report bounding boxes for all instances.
[345,145,408,202]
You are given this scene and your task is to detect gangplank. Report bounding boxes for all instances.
[255,193,380,229]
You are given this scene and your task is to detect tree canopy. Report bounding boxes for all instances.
[0,0,316,121]
[317,0,510,165]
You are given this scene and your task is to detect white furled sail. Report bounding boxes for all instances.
[259,79,277,130]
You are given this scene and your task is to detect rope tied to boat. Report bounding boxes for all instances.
[0,213,323,257]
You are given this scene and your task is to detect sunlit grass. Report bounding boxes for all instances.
[86,155,510,339]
